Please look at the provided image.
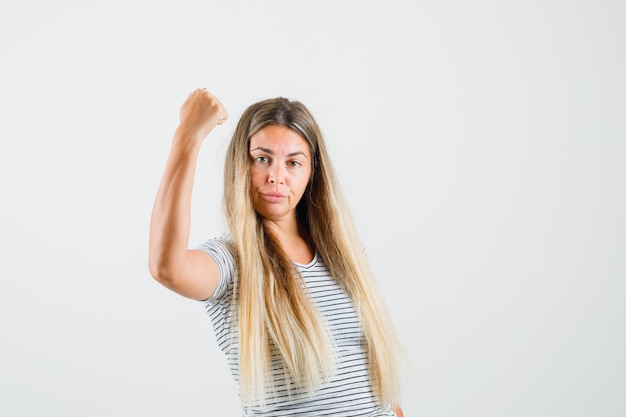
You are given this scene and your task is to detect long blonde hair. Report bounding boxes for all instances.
[223,97,400,407]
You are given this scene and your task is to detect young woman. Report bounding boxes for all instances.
[149,88,404,416]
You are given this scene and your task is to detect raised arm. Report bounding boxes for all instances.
[148,89,228,300]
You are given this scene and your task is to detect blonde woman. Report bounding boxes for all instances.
[149,88,405,416]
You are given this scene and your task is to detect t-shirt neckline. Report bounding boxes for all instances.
[293,251,319,269]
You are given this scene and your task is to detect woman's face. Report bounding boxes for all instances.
[249,125,312,224]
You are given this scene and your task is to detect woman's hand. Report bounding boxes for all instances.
[393,406,405,417]
[177,88,228,142]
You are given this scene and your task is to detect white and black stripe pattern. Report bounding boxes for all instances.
[197,237,395,417]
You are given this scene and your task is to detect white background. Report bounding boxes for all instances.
[1,1,624,416]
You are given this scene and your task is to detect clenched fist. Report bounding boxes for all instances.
[177,88,228,142]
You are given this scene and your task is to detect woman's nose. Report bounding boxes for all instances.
[268,165,285,184]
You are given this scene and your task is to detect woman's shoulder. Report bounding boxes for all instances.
[196,234,237,305]
[196,234,234,252]
[195,234,236,269]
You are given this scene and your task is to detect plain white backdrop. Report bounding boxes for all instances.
[1,0,624,416]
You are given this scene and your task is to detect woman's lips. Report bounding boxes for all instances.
[262,192,286,202]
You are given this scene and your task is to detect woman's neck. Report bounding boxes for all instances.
[263,218,314,264]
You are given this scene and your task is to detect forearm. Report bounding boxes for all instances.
[148,131,203,280]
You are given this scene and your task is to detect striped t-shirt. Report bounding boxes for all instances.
[197,238,396,417]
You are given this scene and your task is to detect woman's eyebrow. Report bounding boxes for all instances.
[287,151,309,159]
[250,146,273,154]
[250,147,309,159]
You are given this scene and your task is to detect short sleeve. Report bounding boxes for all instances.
[195,237,235,305]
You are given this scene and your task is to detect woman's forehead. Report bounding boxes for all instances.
[249,125,310,156]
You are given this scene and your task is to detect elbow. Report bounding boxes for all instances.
[148,255,179,286]
[148,260,167,284]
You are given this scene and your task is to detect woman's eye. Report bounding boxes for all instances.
[289,161,301,167]
[255,156,269,164]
